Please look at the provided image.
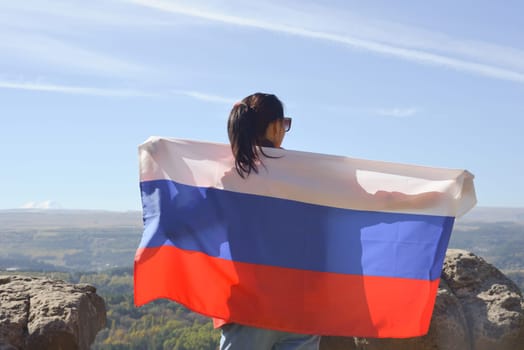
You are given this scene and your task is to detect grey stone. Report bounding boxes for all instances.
[0,275,106,350]
[443,250,524,350]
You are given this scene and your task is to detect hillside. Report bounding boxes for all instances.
[1,207,523,289]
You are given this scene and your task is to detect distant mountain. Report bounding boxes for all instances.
[0,209,142,230]
[0,207,522,273]
[1,207,522,230]
[458,207,524,223]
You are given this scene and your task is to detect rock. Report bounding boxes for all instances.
[0,275,106,350]
[443,250,524,350]
[320,249,524,350]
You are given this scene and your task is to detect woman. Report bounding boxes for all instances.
[218,92,320,350]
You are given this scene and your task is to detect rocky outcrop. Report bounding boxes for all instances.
[0,275,106,350]
[321,249,524,350]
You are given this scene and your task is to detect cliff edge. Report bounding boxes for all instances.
[0,275,106,350]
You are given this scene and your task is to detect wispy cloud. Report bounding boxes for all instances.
[0,80,156,97]
[1,80,236,103]
[0,1,155,79]
[374,107,418,118]
[171,89,236,104]
[0,31,148,77]
[0,0,177,29]
[128,0,524,83]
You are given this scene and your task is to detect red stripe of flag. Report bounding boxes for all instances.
[135,245,439,337]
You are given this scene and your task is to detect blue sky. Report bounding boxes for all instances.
[1,0,523,210]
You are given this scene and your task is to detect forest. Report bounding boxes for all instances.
[82,269,220,349]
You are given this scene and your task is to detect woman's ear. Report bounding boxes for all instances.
[265,120,285,148]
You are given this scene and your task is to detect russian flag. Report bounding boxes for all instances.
[134,137,476,338]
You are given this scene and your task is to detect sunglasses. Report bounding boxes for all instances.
[283,117,292,132]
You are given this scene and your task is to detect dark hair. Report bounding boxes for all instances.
[227,92,284,178]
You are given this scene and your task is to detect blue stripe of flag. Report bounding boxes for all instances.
[140,179,454,281]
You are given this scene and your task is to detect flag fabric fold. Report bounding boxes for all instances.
[134,136,476,338]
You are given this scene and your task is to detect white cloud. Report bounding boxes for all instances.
[127,0,524,83]
[0,31,148,77]
[0,80,156,97]
[0,0,176,28]
[21,200,63,209]
[171,89,236,104]
[375,107,418,118]
[0,80,235,103]
[0,1,155,79]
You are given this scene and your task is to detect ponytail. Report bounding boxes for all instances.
[228,103,260,178]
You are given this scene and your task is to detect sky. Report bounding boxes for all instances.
[1,0,523,211]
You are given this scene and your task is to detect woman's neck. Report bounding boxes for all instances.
[258,138,276,148]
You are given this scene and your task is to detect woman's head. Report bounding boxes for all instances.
[227,92,290,178]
